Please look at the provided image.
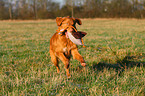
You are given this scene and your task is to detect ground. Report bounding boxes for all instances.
[0,19,145,95]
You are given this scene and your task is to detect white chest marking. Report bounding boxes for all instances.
[63,47,67,52]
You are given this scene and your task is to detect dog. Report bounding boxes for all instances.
[49,17,87,78]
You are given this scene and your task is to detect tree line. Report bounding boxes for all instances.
[0,0,145,20]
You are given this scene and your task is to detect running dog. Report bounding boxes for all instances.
[49,17,87,78]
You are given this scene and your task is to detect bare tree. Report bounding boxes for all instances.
[8,0,13,19]
[32,0,37,19]
[0,0,9,19]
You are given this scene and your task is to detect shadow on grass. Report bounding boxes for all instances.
[91,54,145,84]
[92,54,145,75]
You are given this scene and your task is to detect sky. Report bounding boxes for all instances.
[53,0,65,7]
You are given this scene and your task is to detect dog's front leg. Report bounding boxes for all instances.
[71,49,86,67]
[56,52,71,78]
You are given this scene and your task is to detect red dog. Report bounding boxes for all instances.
[49,17,87,78]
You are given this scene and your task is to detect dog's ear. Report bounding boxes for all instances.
[75,18,82,25]
[56,17,64,26]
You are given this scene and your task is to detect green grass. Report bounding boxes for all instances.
[0,19,145,96]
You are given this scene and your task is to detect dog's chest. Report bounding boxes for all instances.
[63,47,68,53]
[62,47,70,57]
[61,37,76,53]
[62,45,74,53]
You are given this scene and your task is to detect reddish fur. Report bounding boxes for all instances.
[49,17,86,78]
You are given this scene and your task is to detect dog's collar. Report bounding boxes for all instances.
[58,32,63,35]
[58,29,64,35]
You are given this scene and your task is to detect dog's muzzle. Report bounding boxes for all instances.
[57,25,87,46]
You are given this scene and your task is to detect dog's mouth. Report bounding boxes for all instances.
[58,26,87,45]
[66,31,87,45]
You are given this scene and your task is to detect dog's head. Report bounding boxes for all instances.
[56,17,81,28]
[56,17,87,45]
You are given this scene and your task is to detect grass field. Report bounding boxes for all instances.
[0,19,145,96]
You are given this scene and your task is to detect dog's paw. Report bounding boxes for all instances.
[81,63,86,67]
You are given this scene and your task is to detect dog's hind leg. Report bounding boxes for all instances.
[50,50,60,73]
[56,52,70,78]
